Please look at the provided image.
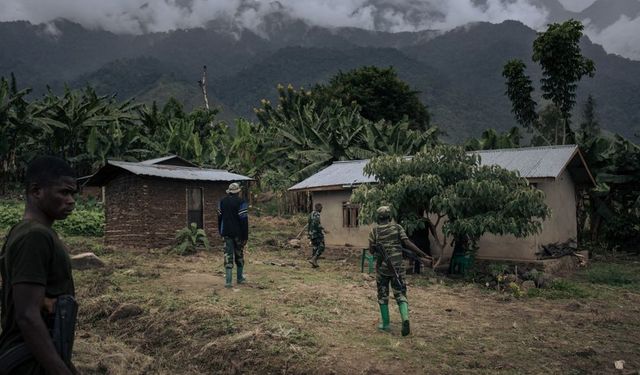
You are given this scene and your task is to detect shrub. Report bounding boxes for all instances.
[508,282,525,298]
[0,200,104,237]
[54,208,105,237]
[0,201,23,229]
[173,223,210,255]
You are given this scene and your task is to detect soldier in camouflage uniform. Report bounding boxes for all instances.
[369,206,431,336]
[307,203,325,268]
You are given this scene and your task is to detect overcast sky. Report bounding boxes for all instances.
[0,0,638,60]
[557,0,596,12]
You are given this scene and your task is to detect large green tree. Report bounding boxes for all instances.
[533,20,595,144]
[256,84,439,181]
[351,145,549,266]
[313,66,431,131]
[503,19,595,145]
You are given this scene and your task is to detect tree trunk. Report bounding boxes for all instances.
[198,65,210,111]
[427,219,450,268]
[198,65,215,130]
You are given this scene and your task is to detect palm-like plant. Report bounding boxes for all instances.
[464,127,521,151]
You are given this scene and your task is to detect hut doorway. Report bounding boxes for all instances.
[187,187,204,229]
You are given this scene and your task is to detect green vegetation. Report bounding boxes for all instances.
[0,20,637,253]
[499,20,639,249]
[464,127,521,151]
[0,200,22,228]
[584,263,640,287]
[173,223,210,255]
[1,65,438,196]
[503,19,595,145]
[311,66,431,131]
[0,200,104,236]
[527,279,592,299]
[352,145,550,265]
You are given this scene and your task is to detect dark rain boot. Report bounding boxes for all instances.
[378,304,390,331]
[308,255,319,268]
[399,302,410,336]
[237,266,246,284]
[225,268,233,288]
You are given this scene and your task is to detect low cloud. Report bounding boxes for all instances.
[585,15,640,60]
[0,0,549,34]
[0,0,637,60]
[557,0,597,12]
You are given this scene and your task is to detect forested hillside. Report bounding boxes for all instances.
[1,18,639,140]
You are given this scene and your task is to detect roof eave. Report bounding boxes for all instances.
[556,147,596,186]
[289,182,369,192]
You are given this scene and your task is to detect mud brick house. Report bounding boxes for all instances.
[86,156,252,249]
[288,145,595,262]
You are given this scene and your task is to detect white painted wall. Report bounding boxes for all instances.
[314,170,579,261]
[456,169,578,261]
[312,190,372,248]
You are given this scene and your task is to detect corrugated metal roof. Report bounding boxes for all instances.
[474,145,578,178]
[289,145,583,191]
[140,155,179,165]
[109,160,252,181]
[140,155,196,166]
[86,160,252,186]
[288,160,376,191]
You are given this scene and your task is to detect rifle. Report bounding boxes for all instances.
[401,248,433,267]
[374,228,406,294]
[295,224,308,240]
[0,295,78,374]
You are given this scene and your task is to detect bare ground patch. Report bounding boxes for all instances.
[72,216,640,374]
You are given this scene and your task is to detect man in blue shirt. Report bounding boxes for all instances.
[217,183,249,288]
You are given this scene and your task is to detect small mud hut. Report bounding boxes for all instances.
[86,156,252,249]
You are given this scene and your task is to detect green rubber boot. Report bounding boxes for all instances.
[378,304,390,331]
[399,302,410,336]
[237,266,246,284]
[225,268,233,288]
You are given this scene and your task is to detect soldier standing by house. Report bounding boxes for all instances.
[369,206,431,336]
[307,203,325,268]
[217,182,249,288]
[0,156,78,374]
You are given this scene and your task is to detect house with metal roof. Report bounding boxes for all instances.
[86,155,252,249]
[289,145,594,262]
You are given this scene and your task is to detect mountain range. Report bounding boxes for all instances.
[1,0,639,142]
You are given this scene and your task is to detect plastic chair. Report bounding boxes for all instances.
[361,249,376,273]
[450,254,474,275]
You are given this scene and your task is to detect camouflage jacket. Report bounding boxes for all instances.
[369,223,408,277]
[307,211,324,239]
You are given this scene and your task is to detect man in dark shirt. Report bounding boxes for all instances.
[0,156,78,374]
[217,183,249,288]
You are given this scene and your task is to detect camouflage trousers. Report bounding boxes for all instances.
[376,273,408,304]
[224,237,245,269]
[311,237,325,257]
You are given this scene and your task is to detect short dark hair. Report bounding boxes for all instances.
[315,203,322,210]
[25,156,76,191]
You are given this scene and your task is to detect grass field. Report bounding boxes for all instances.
[59,216,640,374]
